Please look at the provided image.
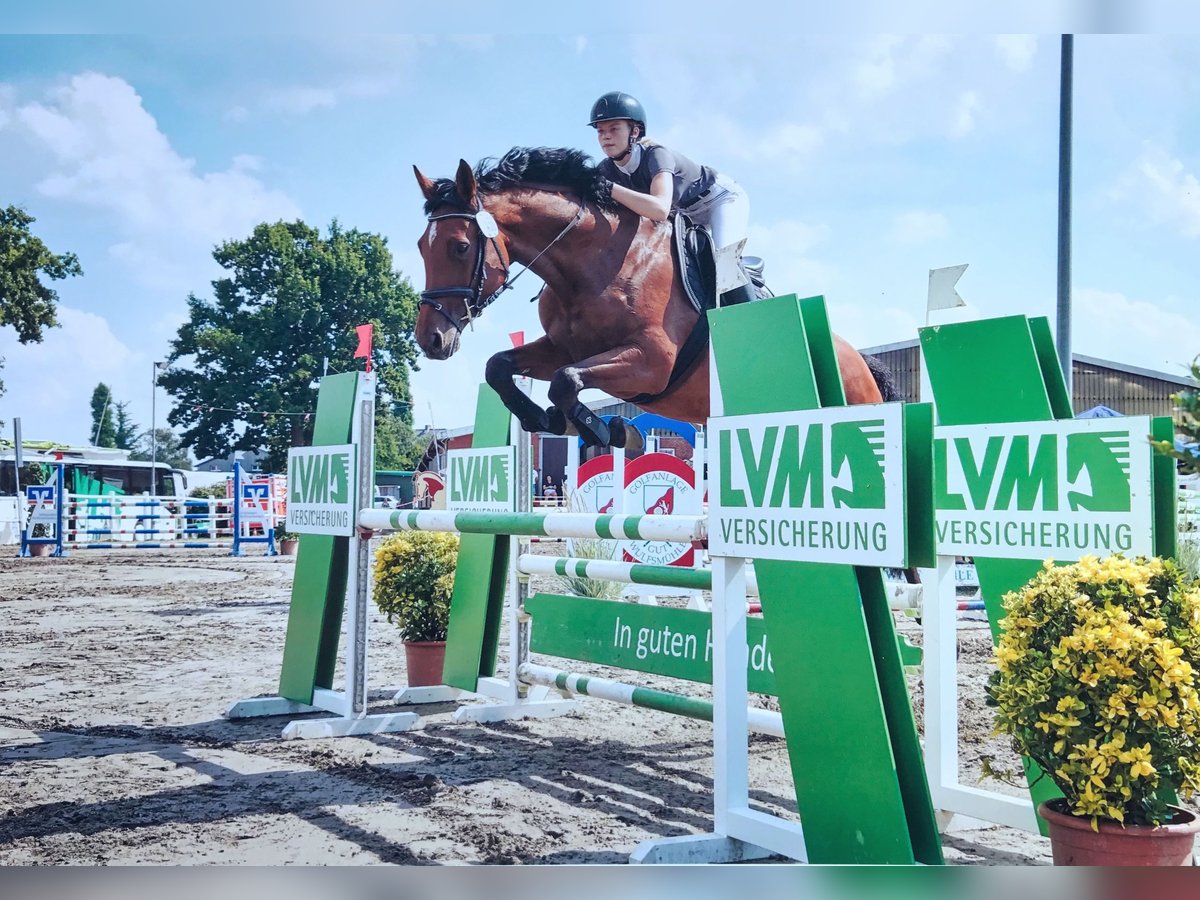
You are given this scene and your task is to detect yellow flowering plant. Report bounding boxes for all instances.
[987,554,1200,827]
[372,531,459,642]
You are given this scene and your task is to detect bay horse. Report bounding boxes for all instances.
[412,147,895,448]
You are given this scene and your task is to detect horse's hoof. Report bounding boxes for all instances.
[608,419,627,449]
[606,417,644,452]
[544,406,568,435]
[518,410,550,433]
[569,403,610,447]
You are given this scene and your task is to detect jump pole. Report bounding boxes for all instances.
[518,663,784,738]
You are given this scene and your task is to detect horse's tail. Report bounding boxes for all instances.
[863,353,901,402]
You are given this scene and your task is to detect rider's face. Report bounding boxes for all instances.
[595,119,635,158]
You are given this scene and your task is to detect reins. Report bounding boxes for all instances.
[420,200,586,333]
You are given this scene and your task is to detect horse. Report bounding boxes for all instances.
[412,147,896,449]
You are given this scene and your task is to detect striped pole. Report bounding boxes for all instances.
[74,542,234,550]
[519,555,924,611]
[517,554,760,597]
[361,509,706,544]
[518,663,783,738]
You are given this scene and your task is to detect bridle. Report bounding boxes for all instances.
[420,200,586,333]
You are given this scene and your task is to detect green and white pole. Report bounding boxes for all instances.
[518,663,783,738]
[516,555,923,610]
[517,554,761,597]
[359,509,706,544]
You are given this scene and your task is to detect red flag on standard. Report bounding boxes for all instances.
[354,323,373,373]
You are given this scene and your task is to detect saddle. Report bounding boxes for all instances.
[629,214,770,405]
[672,211,771,314]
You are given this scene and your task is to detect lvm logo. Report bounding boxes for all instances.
[934,417,1155,560]
[286,444,357,536]
[710,404,907,567]
[448,447,516,513]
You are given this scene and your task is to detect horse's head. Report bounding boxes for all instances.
[413,160,511,360]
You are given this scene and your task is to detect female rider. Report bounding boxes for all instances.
[589,91,755,305]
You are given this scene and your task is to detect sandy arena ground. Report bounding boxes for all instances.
[0,545,1179,866]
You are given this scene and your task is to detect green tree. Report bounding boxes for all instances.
[162,220,419,471]
[1151,355,1200,476]
[129,427,193,470]
[113,401,139,450]
[376,402,429,471]
[90,383,117,447]
[0,205,82,420]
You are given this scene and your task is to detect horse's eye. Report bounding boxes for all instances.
[454,240,471,256]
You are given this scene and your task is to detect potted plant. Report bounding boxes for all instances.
[372,531,459,686]
[274,524,299,556]
[987,554,1200,865]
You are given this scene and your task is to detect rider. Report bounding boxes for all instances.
[589,91,756,305]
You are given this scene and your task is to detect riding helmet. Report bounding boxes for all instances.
[588,92,647,136]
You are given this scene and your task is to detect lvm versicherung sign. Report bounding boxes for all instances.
[286,444,357,537]
[934,418,1155,560]
[709,405,908,567]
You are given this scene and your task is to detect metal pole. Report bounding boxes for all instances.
[13,418,23,530]
[1057,34,1074,401]
[150,362,158,496]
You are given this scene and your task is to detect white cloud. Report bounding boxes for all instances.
[854,35,955,99]
[262,85,337,115]
[889,210,948,244]
[1074,288,1200,375]
[995,35,1037,72]
[0,307,142,444]
[950,90,979,138]
[745,219,835,297]
[855,35,904,96]
[760,122,825,157]
[838,301,925,351]
[654,113,824,173]
[1136,151,1200,238]
[1109,145,1200,239]
[0,82,15,129]
[13,72,301,292]
[448,35,496,52]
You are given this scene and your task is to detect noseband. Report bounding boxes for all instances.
[420,201,585,333]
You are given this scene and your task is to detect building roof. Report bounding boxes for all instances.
[859,338,1197,389]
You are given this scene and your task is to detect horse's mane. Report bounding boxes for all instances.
[422,146,619,214]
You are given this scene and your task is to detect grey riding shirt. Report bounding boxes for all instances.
[598,142,717,210]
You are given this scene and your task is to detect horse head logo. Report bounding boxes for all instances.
[829,420,887,509]
[1066,432,1131,512]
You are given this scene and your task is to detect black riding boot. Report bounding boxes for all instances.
[718,282,756,307]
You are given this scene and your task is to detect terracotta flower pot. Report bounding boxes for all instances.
[28,543,52,558]
[1038,798,1200,866]
[278,539,299,556]
[403,640,447,687]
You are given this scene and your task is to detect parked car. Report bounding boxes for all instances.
[373,495,396,509]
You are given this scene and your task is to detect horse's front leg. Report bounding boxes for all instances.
[548,343,670,448]
[485,337,573,434]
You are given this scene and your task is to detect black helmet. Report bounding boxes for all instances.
[588,91,647,136]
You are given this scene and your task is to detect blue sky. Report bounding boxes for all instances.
[1,33,1198,451]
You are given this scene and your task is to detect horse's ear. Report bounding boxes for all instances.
[455,159,478,208]
[413,165,437,202]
